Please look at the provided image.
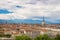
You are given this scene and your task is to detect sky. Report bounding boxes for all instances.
[0,0,60,24]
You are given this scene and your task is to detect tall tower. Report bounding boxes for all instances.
[41,16,46,26]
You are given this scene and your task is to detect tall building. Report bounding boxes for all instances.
[41,16,46,26]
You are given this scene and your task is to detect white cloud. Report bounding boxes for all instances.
[0,0,60,23]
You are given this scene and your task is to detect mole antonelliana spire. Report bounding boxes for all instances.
[41,16,46,26]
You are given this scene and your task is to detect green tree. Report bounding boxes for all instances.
[5,34,11,38]
[0,33,5,37]
[34,34,52,40]
[15,35,32,40]
[55,34,60,40]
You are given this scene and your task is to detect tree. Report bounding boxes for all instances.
[55,34,60,40]
[34,34,52,40]
[15,35,32,40]
[5,34,11,38]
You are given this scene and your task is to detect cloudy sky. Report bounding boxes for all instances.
[0,0,60,24]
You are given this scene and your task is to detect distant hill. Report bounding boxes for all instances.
[0,19,59,24]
